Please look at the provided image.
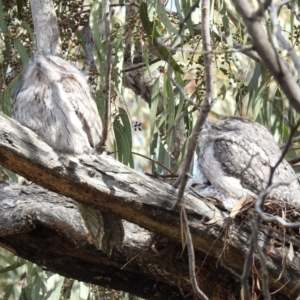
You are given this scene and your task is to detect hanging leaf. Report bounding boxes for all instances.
[3,284,15,300]
[14,39,29,65]
[113,111,134,167]
[16,0,23,15]
[140,2,183,74]
[44,274,64,299]
[0,261,25,273]
[219,0,233,46]
[70,280,90,300]
[21,21,34,41]
[0,0,7,33]
[156,3,177,34]
[182,0,195,38]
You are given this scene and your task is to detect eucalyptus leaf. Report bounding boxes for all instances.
[0,0,7,33]
[140,2,183,74]
[0,261,25,275]
[44,274,64,300]
[14,39,29,65]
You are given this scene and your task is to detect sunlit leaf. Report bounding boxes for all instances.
[150,77,160,138]
[156,3,177,34]
[3,167,18,182]
[140,2,183,74]
[14,39,29,65]
[44,274,64,300]
[113,112,134,167]
[21,22,34,41]
[70,280,90,300]
[158,139,169,173]
[3,284,14,300]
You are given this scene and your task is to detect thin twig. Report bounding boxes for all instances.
[268,1,300,80]
[279,0,296,7]
[240,218,254,300]
[255,174,300,227]
[280,134,300,149]
[181,206,209,300]
[249,214,271,300]
[254,120,300,225]
[122,58,161,72]
[131,151,175,175]
[110,2,137,7]
[169,0,201,50]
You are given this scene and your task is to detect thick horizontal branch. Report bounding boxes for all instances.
[0,113,216,247]
[0,180,245,299]
[0,113,299,298]
[0,180,186,299]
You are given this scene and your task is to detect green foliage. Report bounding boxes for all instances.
[13,39,28,65]
[140,2,183,74]
[113,107,134,167]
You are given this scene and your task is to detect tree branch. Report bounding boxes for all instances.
[0,113,300,298]
[98,0,112,152]
[29,0,61,56]
[231,0,300,114]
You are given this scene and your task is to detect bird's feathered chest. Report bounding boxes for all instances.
[11,55,102,154]
[195,117,300,207]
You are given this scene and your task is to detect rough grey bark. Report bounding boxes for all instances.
[0,180,239,299]
[30,0,61,56]
[0,113,299,299]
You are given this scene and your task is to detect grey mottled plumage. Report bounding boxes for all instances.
[12,55,123,253]
[190,117,300,210]
[12,55,102,154]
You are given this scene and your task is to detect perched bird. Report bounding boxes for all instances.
[12,55,102,154]
[189,117,300,210]
[12,55,123,253]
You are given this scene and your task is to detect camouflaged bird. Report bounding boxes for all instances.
[12,55,123,253]
[12,55,102,154]
[189,117,300,210]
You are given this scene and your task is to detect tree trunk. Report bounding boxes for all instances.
[0,113,299,299]
[29,0,61,56]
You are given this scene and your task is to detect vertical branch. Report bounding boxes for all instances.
[172,0,213,299]
[98,0,112,152]
[29,0,61,56]
[200,0,213,122]
[181,206,209,300]
[173,0,213,201]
